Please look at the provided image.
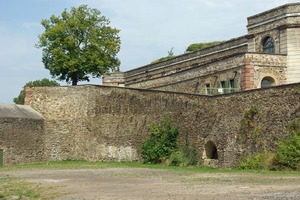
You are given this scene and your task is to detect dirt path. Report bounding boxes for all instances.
[2,168,300,199]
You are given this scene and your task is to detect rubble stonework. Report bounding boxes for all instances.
[1,3,300,167]
[21,84,300,167]
[103,3,300,94]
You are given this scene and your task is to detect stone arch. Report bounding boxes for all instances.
[261,76,275,88]
[205,141,218,159]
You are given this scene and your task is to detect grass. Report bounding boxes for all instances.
[0,175,58,200]
[1,160,299,175]
[0,160,299,199]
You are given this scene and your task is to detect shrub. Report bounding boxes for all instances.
[186,41,223,52]
[141,117,179,164]
[274,119,300,170]
[239,119,300,171]
[182,133,198,166]
[168,151,184,166]
[239,152,275,170]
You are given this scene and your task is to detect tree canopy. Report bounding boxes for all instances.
[13,78,60,105]
[36,5,121,85]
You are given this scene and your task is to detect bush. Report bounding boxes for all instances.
[168,151,184,166]
[239,152,275,170]
[141,117,179,164]
[239,119,300,171]
[186,41,223,52]
[274,119,300,170]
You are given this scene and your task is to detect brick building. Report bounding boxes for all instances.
[103,3,300,95]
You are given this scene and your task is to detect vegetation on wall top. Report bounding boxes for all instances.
[151,48,175,64]
[186,41,223,52]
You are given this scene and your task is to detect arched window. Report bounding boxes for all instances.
[262,36,275,54]
[261,76,275,88]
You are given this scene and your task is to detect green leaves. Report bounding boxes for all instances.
[186,41,223,52]
[141,117,179,164]
[36,5,121,85]
[13,78,60,104]
[274,119,300,170]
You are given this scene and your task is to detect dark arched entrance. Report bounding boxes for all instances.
[205,141,218,159]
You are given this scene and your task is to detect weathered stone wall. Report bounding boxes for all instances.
[124,38,248,90]
[246,3,300,84]
[26,84,300,167]
[0,104,44,165]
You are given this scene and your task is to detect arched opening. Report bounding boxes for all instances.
[262,36,275,54]
[205,141,218,159]
[261,76,275,88]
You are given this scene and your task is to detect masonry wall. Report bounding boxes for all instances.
[0,105,45,165]
[26,84,300,167]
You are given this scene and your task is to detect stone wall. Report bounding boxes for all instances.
[26,83,300,167]
[0,104,44,165]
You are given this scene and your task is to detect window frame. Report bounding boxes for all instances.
[262,36,275,54]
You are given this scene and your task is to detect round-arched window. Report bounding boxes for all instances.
[261,76,275,88]
[262,36,275,54]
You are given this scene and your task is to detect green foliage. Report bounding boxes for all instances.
[0,177,58,199]
[168,151,184,166]
[274,119,300,170]
[141,117,179,164]
[239,153,275,170]
[239,119,300,171]
[36,5,121,85]
[181,133,198,166]
[13,78,60,104]
[141,118,198,166]
[151,48,175,64]
[186,41,223,52]
[238,105,261,144]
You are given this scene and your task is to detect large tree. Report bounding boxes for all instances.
[13,78,60,105]
[36,5,121,85]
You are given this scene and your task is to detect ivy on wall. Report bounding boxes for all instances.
[238,105,262,150]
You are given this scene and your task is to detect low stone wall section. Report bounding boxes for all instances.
[0,104,45,165]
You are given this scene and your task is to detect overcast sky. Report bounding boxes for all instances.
[0,0,297,104]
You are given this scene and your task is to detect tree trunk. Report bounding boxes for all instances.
[71,73,78,86]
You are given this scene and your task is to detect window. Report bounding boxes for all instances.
[229,79,235,92]
[221,81,226,88]
[205,84,211,95]
[220,81,227,94]
[261,76,275,88]
[262,36,275,54]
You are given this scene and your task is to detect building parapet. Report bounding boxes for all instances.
[124,36,248,78]
[102,72,125,87]
[247,3,300,33]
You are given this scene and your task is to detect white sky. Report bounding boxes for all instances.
[0,0,297,103]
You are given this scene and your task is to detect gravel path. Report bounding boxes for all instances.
[2,168,300,199]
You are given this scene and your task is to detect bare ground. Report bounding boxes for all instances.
[2,168,300,200]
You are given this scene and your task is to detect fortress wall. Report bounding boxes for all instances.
[0,105,45,166]
[27,84,300,167]
[25,86,91,161]
[0,118,44,165]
